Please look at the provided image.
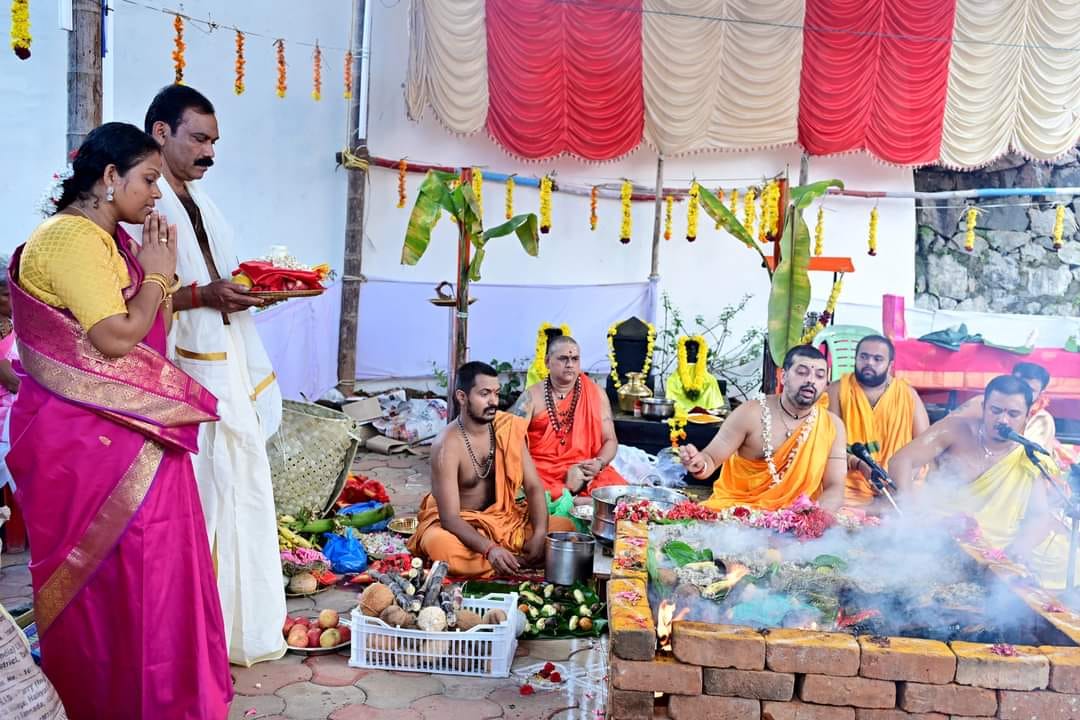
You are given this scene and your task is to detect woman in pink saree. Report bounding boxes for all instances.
[8,123,232,719]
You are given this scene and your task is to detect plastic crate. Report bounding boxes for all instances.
[349,592,518,677]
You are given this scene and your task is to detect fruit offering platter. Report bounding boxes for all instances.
[358,531,408,559]
[284,608,351,655]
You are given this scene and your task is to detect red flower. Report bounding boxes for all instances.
[549,671,563,683]
[732,507,750,519]
[542,662,555,674]
[519,683,535,696]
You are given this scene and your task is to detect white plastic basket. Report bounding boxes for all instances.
[349,592,519,678]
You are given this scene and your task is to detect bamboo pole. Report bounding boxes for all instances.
[649,156,664,280]
[447,169,473,413]
[67,0,103,154]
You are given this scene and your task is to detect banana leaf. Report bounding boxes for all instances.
[766,179,843,365]
[662,540,713,566]
[697,186,769,268]
[400,169,462,266]
[467,213,540,281]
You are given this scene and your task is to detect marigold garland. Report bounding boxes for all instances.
[171,15,185,85]
[729,188,739,221]
[867,207,878,256]
[677,336,709,400]
[663,195,674,241]
[10,0,31,60]
[760,180,780,240]
[396,159,407,209]
[234,31,246,95]
[1053,204,1065,250]
[814,206,825,256]
[311,43,322,102]
[530,323,571,381]
[799,274,844,345]
[343,51,353,99]
[589,186,598,230]
[686,182,700,242]
[539,176,553,233]
[743,187,757,238]
[607,321,656,390]
[471,168,483,219]
[964,205,978,252]
[619,180,633,244]
[505,176,515,220]
[668,408,689,449]
[275,39,287,98]
[714,188,724,229]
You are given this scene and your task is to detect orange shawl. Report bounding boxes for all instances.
[839,374,916,506]
[527,374,626,496]
[703,403,836,511]
[409,412,531,555]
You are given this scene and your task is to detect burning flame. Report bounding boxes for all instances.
[656,600,690,652]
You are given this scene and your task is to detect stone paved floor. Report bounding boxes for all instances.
[0,449,611,719]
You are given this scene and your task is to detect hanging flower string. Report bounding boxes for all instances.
[471,168,483,219]
[607,321,656,390]
[619,180,633,244]
[505,176,515,220]
[868,207,878,256]
[729,189,739,226]
[172,14,186,84]
[799,274,844,344]
[814,206,825,256]
[760,180,780,240]
[396,159,407,209]
[1053,205,1065,250]
[343,50,353,100]
[10,0,31,60]
[539,175,553,233]
[714,188,724,229]
[663,195,673,241]
[275,39,287,98]
[589,186,598,231]
[743,187,757,238]
[964,205,978,252]
[686,182,700,242]
[668,408,689,449]
[311,43,322,102]
[234,31,246,95]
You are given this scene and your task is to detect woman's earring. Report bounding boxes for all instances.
[105,186,115,202]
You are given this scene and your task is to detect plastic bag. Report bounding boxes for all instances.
[321,527,369,573]
[652,448,688,489]
[610,444,660,486]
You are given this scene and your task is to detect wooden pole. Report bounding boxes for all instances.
[67,0,103,154]
[649,156,664,280]
[337,0,368,395]
[447,169,473,412]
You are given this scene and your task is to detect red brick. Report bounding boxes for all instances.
[1040,645,1080,694]
[609,688,656,720]
[765,628,860,676]
[949,641,1048,691]
[897,683,997,716]
[609,578,656,661]
[998,689,1080,720]
[672,622,766,670]
[611,655,702,696]
[704,668,795,701]
[800,674,896,709]
[948,717,994,720]
[761,700,855,720]
[859,636,956,684]
[669,695,759,720]
[855,711,947,720]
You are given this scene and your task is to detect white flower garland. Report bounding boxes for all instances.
[757,392,817,488]
[38,164,73,217]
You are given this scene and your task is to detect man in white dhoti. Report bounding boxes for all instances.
[132,85,287,666]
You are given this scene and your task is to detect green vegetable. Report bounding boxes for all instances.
[578,604,592,617]
[293,504,395,534]
[543,584,555,598]
[569,615,579,631]
[662,540,713,567]
[527,605,539,619]
[572,588,586,604]
[541,604,557,618]
[521,590,544,605]
[812,554,848,571]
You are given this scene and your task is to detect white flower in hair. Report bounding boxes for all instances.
[38,164,75,218]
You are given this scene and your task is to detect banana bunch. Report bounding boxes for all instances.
[277,516,314,550]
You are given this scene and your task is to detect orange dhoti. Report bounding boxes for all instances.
[839,374,916,506]
[527,375,627,497]
[407,412,573,578]
[703,405,836,511]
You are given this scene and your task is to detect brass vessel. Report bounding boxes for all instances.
[616,371,653,413]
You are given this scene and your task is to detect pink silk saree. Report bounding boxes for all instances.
[7,228,232,720]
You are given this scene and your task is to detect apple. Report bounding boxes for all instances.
[283,617,296,635]
[318,609,340,629]
[337,626,351,644]
[306,627,322,647]
[286,626,309,648]
[293,617,310,628]
[319,628,342,648]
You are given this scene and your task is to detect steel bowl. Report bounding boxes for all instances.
[544,531,596,585]
[640,397,675,419]
[590,485,687,545]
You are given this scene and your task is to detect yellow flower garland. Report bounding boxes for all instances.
[505,176,515,220]
[1053,205,1065,250]
[234,31,246,95]
[867,207,878,256]
[814,206,825,256]
[540,175,553,234]
[964,205,978,252]
[343,50,353,100]
[312,43,322,102]
[714,188,724,229]
[668,408,688,449]
[686,182,700,242]
[730,188,739,220]
[608,321,656,390]
[11,0,31,60]
[619,180,633,244]
[767,180,781,236]
[275,39,287,99]
[663,195,673,241]
[172,14,185,85]
[677,336,709,400]
[530,322,571,382]
[396,159,407,209]
[799,275,844,345]
[589,186,598,231]
[471,168,483,219]
[743,188,757,238]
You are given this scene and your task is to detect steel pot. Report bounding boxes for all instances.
[545,531,595,585]
[641,397,675,419]
[590,485,688,545]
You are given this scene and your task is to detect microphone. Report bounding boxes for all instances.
[849,443,895,490]
[995,423,1052,458]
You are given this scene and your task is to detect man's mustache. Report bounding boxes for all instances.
[194,157,214,167]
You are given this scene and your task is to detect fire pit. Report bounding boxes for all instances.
[606,515,1080,720]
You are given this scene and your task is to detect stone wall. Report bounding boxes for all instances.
[914,150,1080,316]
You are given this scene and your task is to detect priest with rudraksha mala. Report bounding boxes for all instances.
[509,335,628,503]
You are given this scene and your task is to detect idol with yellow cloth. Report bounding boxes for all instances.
[409,362,574,578]
[889,374,1074,589]
[680,345,848,511]
[826,334,930,506]
[666,336,725,414]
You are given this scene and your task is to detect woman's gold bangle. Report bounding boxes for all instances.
[141,277,169,300]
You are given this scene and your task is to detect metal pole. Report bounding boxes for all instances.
[649,156,664,280]
[67,0,103,154]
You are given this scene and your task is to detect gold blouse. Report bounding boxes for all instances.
[20,215,130,331]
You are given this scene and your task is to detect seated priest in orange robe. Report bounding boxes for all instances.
[681,345,848,511]
[510,335,627,503]
[826,334,930,507]
[408,362,574,578]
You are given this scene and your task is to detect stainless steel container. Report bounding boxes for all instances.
[545,532,595,585]
[640,397,675,419]
[589,485,688,545]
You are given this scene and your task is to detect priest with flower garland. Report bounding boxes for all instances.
[666,335,726,414]
[680,345,848,511]
[510,335,627,503]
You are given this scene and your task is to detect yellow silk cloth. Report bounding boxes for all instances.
[665,371,725,414]
[944,447,1073,589]
[19,215,130,331]
[839,374,916,506]
[703,405,836,511]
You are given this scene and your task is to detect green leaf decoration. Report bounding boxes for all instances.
[697,185,768,266]
[400,170,460,266]
[767,202,813,366]
[789,179,844,211]
[467,214,539,281]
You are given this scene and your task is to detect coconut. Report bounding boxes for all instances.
[455,609,483,631]
[359,583,395,617]
[379,604,416,628]
[481,608,507,625]
[288,572,318,595]
[417,606,448,632]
